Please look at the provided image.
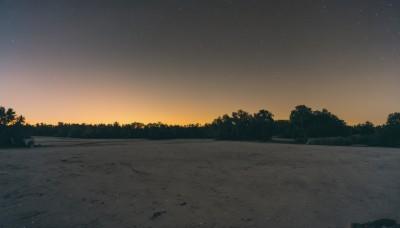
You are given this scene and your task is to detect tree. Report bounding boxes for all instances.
[231,110,252,139]
[387,113,400,126]
[250,109,274,140]
[211,114,234,139]
[0,107,30,147]
[274,120,292,138]
[308,109,348,137]
[289,105,313,138]
[0,107,16,126]
[379,113,400,147]
[353,121,375,135]
[15,115,26,126]
[289,106,349,138]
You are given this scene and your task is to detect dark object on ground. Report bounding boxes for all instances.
[349,218,399,228]
[150,211,166,220]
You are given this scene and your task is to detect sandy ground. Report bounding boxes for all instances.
[1,137,400,228]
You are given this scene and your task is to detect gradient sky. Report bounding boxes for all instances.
[1,0,399,125]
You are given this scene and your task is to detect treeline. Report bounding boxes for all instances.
[33,122,207,139]
[283,105,400,147]
[1,105,399,147]
[209,106,400,147]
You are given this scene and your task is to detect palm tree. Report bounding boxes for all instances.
[0,107,16,126]
[15,115,26,126]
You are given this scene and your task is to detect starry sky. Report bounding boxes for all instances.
[0,0,399,125]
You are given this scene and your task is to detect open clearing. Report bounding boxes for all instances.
[1,137,400,228]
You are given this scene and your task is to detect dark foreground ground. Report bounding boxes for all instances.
[1,137,400,228]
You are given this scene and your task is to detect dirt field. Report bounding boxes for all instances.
[1,137,400,228]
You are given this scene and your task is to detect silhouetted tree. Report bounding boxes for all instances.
[289,105,313,138]
[210,109,274,140]
[211,114,235,139]
[387,112,400,126]
[274,120,293,138]
[379,113,400,147]
[231,110,252,139]
[15,115,26,126]
[308,109,348,137]
[353,121,375,135]
[250,109,274,140]
[0,107,16,126]
[0,107,31,146]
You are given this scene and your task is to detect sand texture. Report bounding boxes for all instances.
[1,137,400,227]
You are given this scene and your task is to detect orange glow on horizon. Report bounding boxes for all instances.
[1,63,399,127]
[21,110,388,127]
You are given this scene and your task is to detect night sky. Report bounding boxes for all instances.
[1,0,399,125]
